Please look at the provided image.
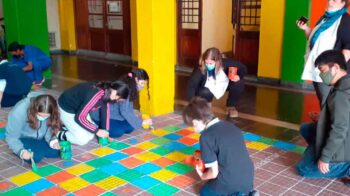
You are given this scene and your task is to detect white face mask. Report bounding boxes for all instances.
[36,115,49,121]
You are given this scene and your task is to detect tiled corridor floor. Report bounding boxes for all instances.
[0,54,349,195]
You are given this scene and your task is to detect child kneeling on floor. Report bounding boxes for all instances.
[5,94,61,163]
[183,97,256,196]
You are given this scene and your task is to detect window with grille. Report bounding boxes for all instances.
[181,0,200,29]
[239,0,261,27]
[49,32,56,49]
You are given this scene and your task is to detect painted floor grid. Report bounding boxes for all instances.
[1,88,350,195]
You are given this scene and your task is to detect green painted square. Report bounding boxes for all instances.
[293,146,306,154]
[150,137,171,145]
[162,125,182,133]
[86,158,113,168]
[166,162,193,175]
[0,127,5,133]
[180,147,196,155]
[116,169,144,181]
[150,146,172,156]
[2,187,32,196]
[36,164,61,177]
[148,183,179,196]
[258,137,276,145]
[109,142,130,150]
[80,169,110,183]
[101,192,117,196]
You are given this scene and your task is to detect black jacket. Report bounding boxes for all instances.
[0,61,32,95]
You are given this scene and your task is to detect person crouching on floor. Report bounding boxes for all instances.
[5,94,61,163]
[182,97,256,196]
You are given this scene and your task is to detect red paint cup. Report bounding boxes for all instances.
[194,150,206,172]
[228,67,238,80]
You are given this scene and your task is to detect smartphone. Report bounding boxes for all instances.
[298,16,309,24]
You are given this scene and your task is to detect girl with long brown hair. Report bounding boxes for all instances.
[5,94,61,162]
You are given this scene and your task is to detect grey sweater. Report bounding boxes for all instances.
[5,96,55,156]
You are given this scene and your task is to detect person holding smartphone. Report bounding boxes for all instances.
[297,0,350,107]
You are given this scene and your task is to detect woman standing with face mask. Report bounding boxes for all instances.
[297,0,350,106]
[5,94,61,163]
[188,47,246,118]
[91,69,152,138]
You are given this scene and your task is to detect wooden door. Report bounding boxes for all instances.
[74,0,131,55]
[177,0,202,68]
[233,0,261,76]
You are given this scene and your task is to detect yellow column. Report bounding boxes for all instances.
[136,0,176,116]
[257,0,285,79]
[58,0,77,51]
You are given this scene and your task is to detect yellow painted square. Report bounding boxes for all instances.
[150,169,177,181]
[151,129,169,137]
[246,142,270,151]
[165,151,187,162]
[136,141,158,150]
[10,171,41,186]
[90,147,116,156]
[135,151,161,162]
[188,133,200,140]
[66,164,94,175]
[59,177,89,192]
[96,176,127,190]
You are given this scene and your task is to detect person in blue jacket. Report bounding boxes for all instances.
[0,54,32,108]
[91,69,153,138]
[8,41,51,85]
[5,94,61,163]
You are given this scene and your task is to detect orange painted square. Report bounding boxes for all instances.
[244,140,251,144]
[178,137,198,146]
[168,175,196,188]
[74,184,105,196]
[0,182,12,191]
[141,134,153,139]
[119,157,144,168]
[176,129,194,136]
[121,147,144,155]
[37,186,68,196]
[46,171,76,184]
[152,157,175,168]
[0,121,6,127]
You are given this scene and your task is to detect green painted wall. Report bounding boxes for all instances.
[281,0,310,83]
[3,0,50,77]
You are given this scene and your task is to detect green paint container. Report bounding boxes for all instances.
[99,137,109,146]
[60,141,72,160]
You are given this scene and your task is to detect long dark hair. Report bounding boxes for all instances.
[121,69,150,101]
[95,80,130,102]
[27,95,61,135]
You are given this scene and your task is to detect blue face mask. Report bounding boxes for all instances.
[206,63,215,71]
[36,115,49,121]
[137,84,144,91]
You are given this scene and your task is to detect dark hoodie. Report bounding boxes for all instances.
[316,75,350,162]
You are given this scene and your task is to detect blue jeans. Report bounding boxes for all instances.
[109,120,134,138]
[32,58,51,82]
[20,138,60,163]
[200,183,254,196]
[296,123,350,178]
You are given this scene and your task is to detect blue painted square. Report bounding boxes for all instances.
[129,139,138,144]
[100,163,128,175]
[164,133,182,141]
[273,141,296,151]
[0,133,5,139]
[22,179,54,193]
[192,143,200,149]
[163,142,187,151]
[104,152,128,161]
[178,123,188,127]
[243,133,261,141]
[135,163,161,175]
[131,176,161,190]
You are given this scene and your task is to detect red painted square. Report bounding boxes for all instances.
[152,157,175,167]
[74,184,105,196]
[37,186,68,196]
[0,121,6,127]
[121,147,144,155]
[46,171,76,184]
[119,157,144,168]
[178,137,198,146]
[176,129,194,136]
[168,175,196,188]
